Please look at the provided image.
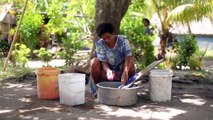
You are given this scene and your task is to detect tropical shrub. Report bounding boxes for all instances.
[121,17,155,68]
[12,43,30,67]
[19,11,44,56]
[119,0,156,68]
[37,48,52,66]
[9,28,15,36]
[188,56,202,70]
[172,35,199,69]
[46,2,65,34]
[58,33,83,66]
[45,1,93,67]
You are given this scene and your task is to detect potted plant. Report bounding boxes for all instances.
[37,47,52,67]
[36,47,60,100]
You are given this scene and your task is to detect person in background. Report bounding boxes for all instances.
[142,18,153,35]
[90,23,136,88]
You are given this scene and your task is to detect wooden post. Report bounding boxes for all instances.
[3,0,28,71]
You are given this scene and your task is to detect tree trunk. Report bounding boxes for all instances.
[160,30,176,56]
[159,31,167,56]
[66,0,131,74]
[92,0,132,52]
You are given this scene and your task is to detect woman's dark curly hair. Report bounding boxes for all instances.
[96,23,114,37]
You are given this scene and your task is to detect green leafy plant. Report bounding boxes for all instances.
[12,43,30,67]
[188,56,203,70]
[9,28,15,36]
[121,16,155,69]
[46,2,65,34]
[119,0,156,69]
[172,35,199,69]
[19,11,44,56]
[58,33,83,66]
[37,48,52,66]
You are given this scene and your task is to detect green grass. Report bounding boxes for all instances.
[0,58,34,81]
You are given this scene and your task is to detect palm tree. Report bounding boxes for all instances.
[149,0,213,55]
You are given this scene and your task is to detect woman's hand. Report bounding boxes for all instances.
[106,69,115,80]
[121,71,128,85]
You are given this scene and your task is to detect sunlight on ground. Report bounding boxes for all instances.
[180,94,206,106]
[19,98,32,103]
[17,107,63,120]
[19,106,62,113]
[77,117,89,120]
[18,115,39,120]
[0,109,13,114]
[3,83,33,90]
[96,104,186,120]
[26,59,65,68]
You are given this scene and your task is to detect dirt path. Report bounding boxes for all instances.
[0,59,213,120]
[0,76,213,120]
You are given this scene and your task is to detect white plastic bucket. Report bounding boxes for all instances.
[149,69,173,102]
[58,73,85,106]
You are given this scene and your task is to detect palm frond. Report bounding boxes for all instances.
[166,3,212,25]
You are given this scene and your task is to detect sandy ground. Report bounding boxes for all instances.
[0,76,213,120]
[0,60,213,120]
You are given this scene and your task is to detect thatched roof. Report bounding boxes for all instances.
[0,12,7,22]
[0,3,15,24]
[151,13,213,35]
[171,18,213,35]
